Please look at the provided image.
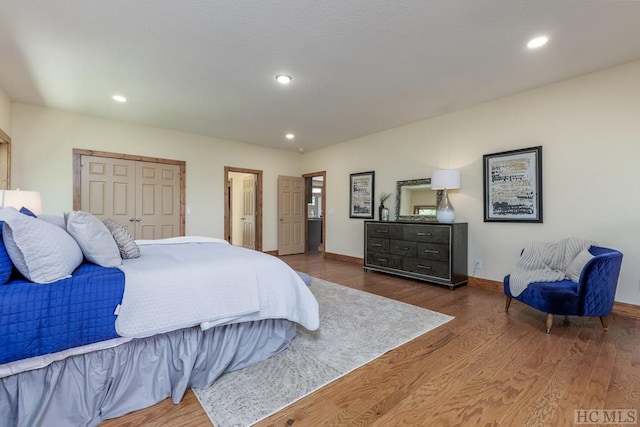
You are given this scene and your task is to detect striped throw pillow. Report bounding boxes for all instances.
[103,219,140,259]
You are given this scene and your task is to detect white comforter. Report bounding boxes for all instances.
[115,237,319,338]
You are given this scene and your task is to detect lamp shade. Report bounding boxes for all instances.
[430,169,460,190]
[0,190,43,215]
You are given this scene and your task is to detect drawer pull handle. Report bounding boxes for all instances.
[417,265,432,270]
[417,232,432,236]
[377,230,389,233]
[400,247,409,250]
[377,258,388,263]
[423,249,440,254]
[371,243,382,247]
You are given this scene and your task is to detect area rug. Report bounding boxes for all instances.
[193,277,454,426]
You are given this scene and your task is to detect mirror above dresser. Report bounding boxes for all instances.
[395,178,441,221]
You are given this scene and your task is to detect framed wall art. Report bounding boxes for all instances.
[483,146,542,223]
[349,171,375,218]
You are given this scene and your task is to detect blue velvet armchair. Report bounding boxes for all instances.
[503,246,623,333]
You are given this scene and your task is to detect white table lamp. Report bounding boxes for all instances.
[0,189,43,215]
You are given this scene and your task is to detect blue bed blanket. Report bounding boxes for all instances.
[0,264,125,364]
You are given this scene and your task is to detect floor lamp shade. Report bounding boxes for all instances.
[0,190,43,215]
[430,169,460,224]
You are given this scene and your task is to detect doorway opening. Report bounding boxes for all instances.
[303,171,326,254]
[224,166,263,251]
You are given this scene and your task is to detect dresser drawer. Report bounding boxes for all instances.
[390,239,417,257]
[367,238,389,253]
[367,223,403,240]
[366,251,403,270]
[404,257,450,280]
[403,224,450,244]
[416,242,449,262]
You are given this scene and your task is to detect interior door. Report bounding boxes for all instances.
[278,175,305,255]
[224,166,263,251]
[80,155,137,234]
[241,175,256,249]
[80,155,180,238]
[136,162,181,239]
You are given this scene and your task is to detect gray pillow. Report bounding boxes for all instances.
[38,214,66,229]
[0,207,83,283]
[103,219,140,259]
[66,211,122,267]
[565,249,594,283]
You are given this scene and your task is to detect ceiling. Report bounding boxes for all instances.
[1,1,640,153]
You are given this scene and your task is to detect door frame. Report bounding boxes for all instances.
[0,127,10,190]
[302,171,326,255]
[224,166,263,252]
[72,148,186,236]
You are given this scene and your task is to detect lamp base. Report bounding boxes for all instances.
[436,189,455,223]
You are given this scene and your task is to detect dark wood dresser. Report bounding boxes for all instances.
[364,221,468,289]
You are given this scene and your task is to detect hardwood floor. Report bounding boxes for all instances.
[102,253,640,426]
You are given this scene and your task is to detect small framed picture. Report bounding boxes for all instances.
[349,171,375,219]
[483,146,542,223]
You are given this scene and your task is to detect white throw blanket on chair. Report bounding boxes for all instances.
[509,237,594,297]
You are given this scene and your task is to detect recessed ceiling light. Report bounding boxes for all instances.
[112,94,127,103]
[285,133,295,140]
[527,36,549,49]
[275,74,292,84]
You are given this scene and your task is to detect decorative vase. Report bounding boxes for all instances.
[378,203,385,220]
[436,188,455,223]
[381,206,390,221]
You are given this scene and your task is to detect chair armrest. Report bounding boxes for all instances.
[578,249,623,316]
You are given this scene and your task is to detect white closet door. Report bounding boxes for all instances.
[135,162,181,239]
[80,155,137,235]
[80,155,181,239]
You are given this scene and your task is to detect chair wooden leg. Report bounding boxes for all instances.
[505,296,512,312]
[545,313,553,334]
[599,315,609,331]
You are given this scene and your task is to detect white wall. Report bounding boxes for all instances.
[301,60,640,305]
[10,103,302,250]
[0,86,11,136]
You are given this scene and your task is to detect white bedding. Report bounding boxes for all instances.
[115,237,319,338]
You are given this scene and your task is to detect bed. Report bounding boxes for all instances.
[0,208,319,426]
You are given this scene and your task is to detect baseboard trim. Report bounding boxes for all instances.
[467,277,640,319]
[267,250,363,265]
[324,252,363,265]
[612,301,640,319]
[468,276,502,292]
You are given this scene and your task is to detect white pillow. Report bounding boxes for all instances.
[0,207,83,283]
[565,249,594,283]
[66,211,122,267]
[38,214,66,229]
[103,219,140,259]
